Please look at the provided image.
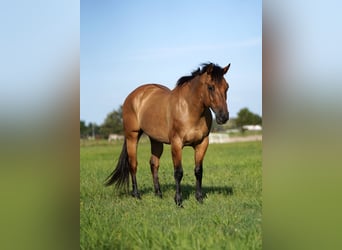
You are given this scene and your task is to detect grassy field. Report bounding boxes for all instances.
[80,140,262,249]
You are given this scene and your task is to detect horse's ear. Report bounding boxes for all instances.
[223,63,231,74]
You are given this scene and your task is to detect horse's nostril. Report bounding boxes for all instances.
[218,111,229,123]
[216,111,229,124]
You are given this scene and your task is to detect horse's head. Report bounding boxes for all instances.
[201,63,230,124]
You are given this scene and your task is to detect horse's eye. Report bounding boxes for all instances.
[208,85,215,91]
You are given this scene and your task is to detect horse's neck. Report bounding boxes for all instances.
[178,78,206,117]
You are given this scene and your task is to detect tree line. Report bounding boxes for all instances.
[80,106,261,139]
[80,106,123,139]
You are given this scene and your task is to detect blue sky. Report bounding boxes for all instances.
[81,0,261,125]
[0,1,79,122]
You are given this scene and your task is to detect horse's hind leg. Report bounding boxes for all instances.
[149,138,163,198]
[126,131,142,199]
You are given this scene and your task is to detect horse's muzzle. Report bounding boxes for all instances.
[216,111,229,125]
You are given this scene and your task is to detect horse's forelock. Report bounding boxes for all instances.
[200,63,225,83]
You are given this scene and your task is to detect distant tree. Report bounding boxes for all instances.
[88,122,101,138]
[236,108,262,131]
[100,105,123,138]
[80,120,87,138]
[80,120,101,138]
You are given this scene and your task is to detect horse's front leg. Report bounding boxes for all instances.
[194,136,209,203]
[171,139,183,206]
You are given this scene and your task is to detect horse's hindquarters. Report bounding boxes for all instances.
[123,84,171,143]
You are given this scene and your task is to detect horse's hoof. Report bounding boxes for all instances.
[175,200,184,208]
[174,195,183,207]
[195,193,204,203]
[131,192,141,199]
[196,197,204,204]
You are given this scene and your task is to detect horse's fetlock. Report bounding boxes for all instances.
[174,193,183,207]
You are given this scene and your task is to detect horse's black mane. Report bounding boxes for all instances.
[176,63,225,86]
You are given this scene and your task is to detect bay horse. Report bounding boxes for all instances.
[105,62,231,206]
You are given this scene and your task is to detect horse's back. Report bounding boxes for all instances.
[123,84,171,143]
[124,84,171,109]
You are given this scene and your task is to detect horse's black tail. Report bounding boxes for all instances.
[104,139,130,188]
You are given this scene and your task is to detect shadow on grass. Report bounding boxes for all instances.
[162,183,233,201]
[105,181,233,202]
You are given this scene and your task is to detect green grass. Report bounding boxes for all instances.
[80,140,262,249]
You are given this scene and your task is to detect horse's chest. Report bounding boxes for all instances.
[183,125,209,145]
